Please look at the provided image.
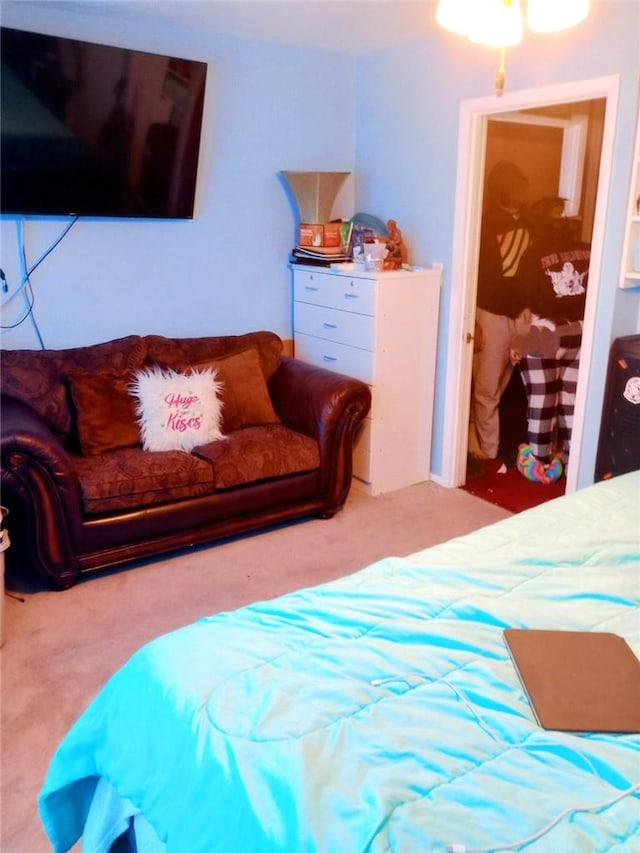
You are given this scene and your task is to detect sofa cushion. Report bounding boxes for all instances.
[1,336,146,443]
[192,348,280,433]
[67,370,140,456]
[194,424,320,490]
[72,448,215,514]
[144,331,283,382]
[130,366,224,452]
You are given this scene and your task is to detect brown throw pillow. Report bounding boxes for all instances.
[67,370,140,456]
[194,348,280,433]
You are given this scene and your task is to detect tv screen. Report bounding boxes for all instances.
[0,27,207,219]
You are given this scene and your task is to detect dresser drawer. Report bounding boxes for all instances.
[294,302,375,351]
[294,332,374,384]
[293,270,376,316]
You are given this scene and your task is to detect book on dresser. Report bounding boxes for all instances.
[290,263,442,495]
[290,247,350,265]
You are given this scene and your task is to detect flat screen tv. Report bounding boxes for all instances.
[0,27,207,219]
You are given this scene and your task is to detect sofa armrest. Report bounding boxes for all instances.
[269,357,371,512]
[1,395,82,588]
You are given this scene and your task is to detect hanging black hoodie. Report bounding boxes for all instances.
[516,198,590,326]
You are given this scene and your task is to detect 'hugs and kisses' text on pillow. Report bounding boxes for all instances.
[130,366,224,452]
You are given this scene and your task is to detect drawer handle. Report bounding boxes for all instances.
[344,293,359,300]
[323,322,338,329]
[322,355,338,363]
[305,285,319,292]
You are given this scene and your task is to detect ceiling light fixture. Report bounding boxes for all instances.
[436,0,590,96]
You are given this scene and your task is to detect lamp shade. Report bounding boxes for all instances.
[527,0,590,32]
[436,0,589,41]
[435,0,476,36]
[436,0,523,48]
[279,171,350,224]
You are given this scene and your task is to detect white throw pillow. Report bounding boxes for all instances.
[130,366,224,452]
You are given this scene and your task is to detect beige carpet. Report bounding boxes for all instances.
[0,481,509,852]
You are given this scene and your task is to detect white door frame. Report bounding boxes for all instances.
[439,75,620,492]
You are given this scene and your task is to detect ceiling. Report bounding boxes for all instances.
[4,1,621,56]
[5,1,439,54]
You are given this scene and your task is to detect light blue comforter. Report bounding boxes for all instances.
[39,473,640,852]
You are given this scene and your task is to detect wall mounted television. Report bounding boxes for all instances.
[0,27,208,219]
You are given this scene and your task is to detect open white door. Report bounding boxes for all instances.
[439,75,620,492]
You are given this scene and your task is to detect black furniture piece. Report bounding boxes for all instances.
[595,334,640,481]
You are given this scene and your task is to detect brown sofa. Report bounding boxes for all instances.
[0,331,371,590]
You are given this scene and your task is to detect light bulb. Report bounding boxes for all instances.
[468,0,523,48]
[527,0,590,33]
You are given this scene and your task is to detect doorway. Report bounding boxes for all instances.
[463,99,605,511]
[440,75,620,499]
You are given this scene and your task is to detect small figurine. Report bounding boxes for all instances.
[385,219,408,269]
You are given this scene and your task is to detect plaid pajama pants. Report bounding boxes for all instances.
[518,341,581,464]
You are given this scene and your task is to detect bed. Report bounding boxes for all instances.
[39,472,640,852]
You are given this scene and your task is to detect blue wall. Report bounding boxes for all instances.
[2,2,639,488]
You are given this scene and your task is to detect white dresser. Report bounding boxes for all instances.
[292,264,441,494]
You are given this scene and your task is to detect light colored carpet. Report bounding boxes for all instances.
[0,481,509,852]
